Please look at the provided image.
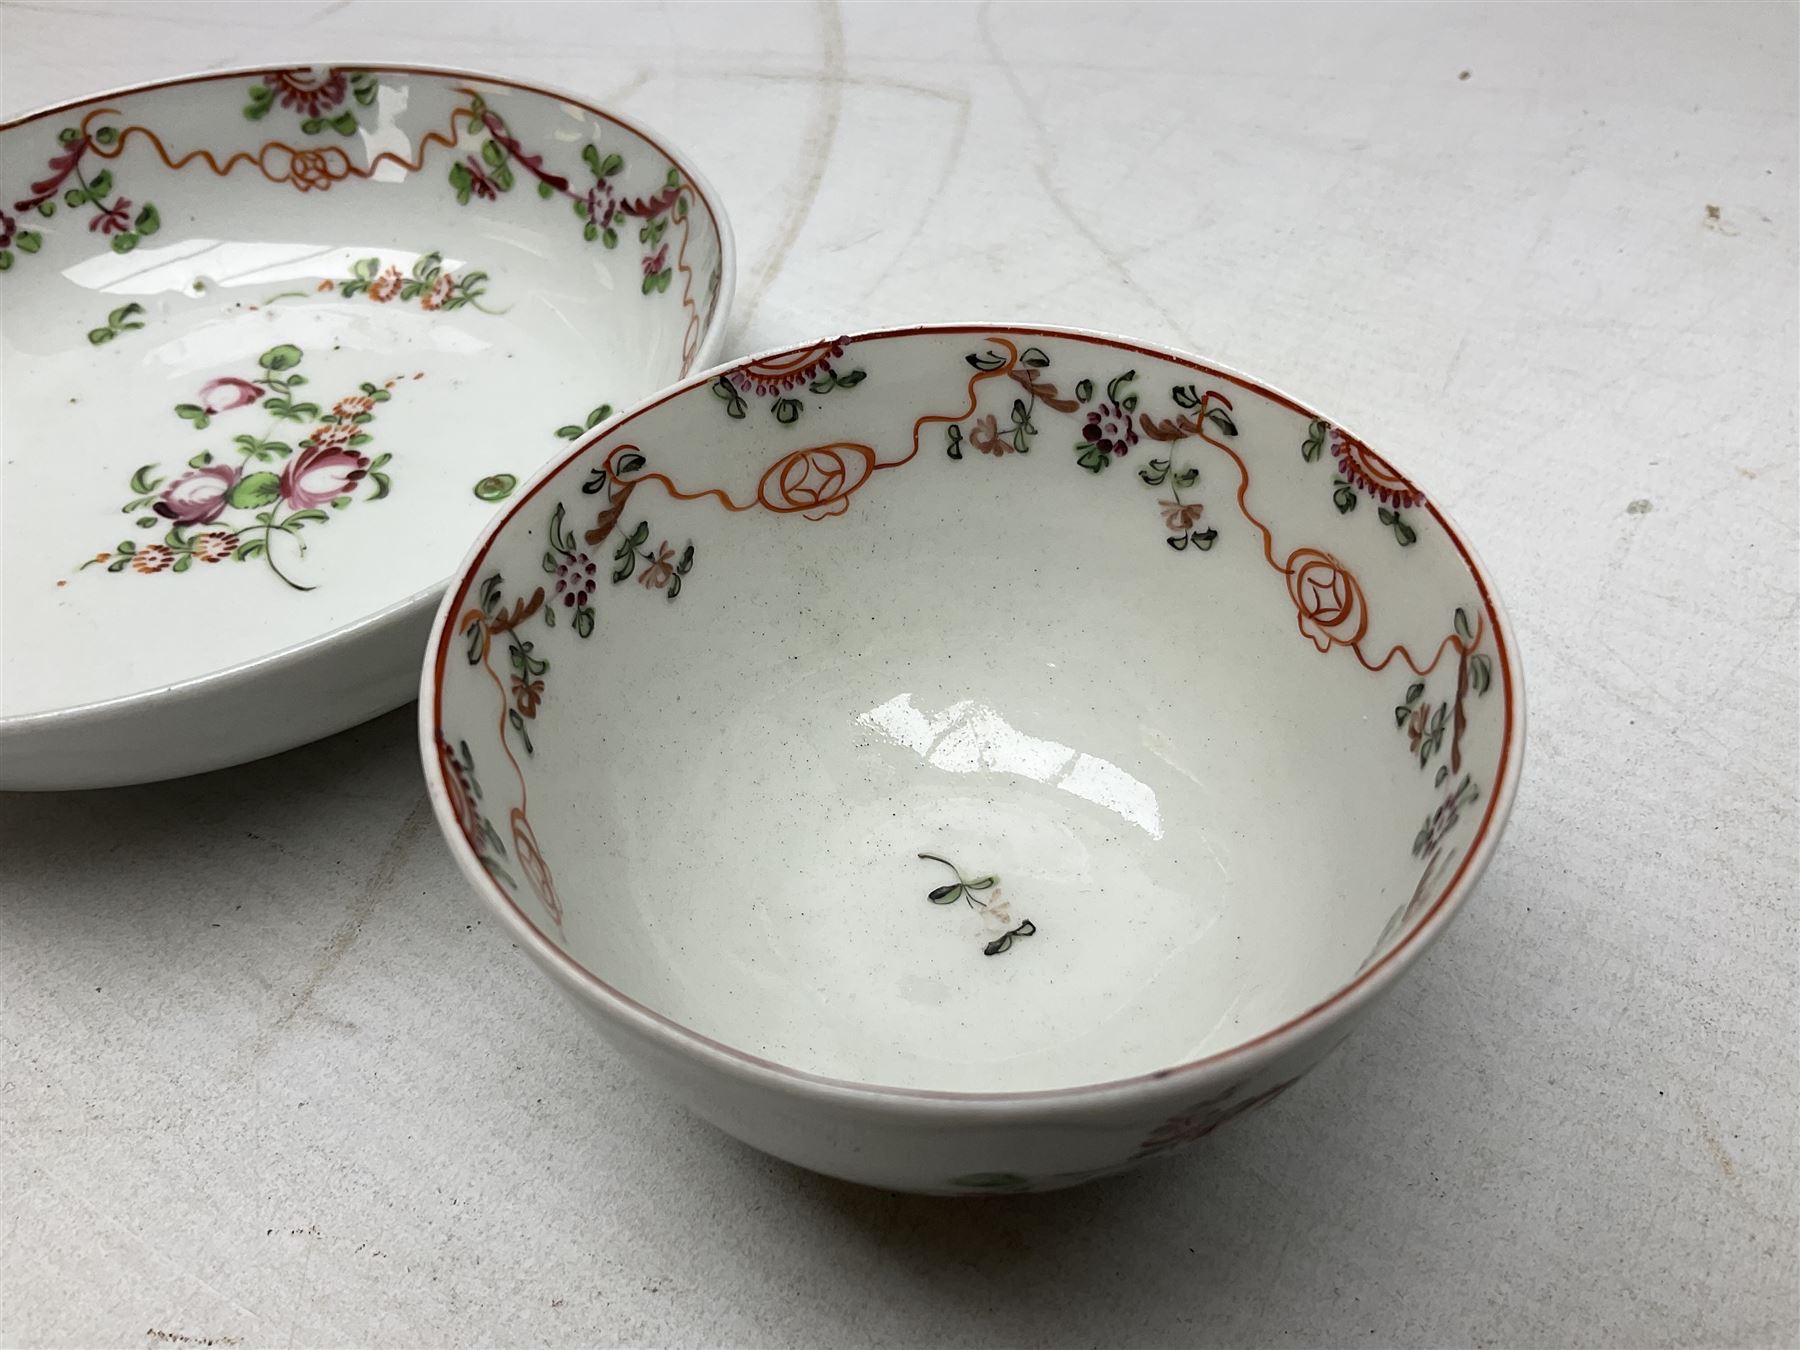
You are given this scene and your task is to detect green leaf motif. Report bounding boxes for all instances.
[1302,419,1328,462]
[473,473,517,503]
[983,920,1036,957]
[1076,444,1111,473]
[710,376,747,419]
[226,472,282,509]
[259,343,304,371]
[1470,654,1494,695]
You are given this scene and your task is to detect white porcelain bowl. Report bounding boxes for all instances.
[420,325,1525,1194]
[0,65,732,788]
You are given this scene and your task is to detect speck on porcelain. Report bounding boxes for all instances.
[421,324,1526,1195]
[0,64,734,789]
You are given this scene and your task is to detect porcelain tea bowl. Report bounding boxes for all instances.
[420,324,1524,1194]
[0,65,731,789]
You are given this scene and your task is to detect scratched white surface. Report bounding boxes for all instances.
[2,3,1796,1347]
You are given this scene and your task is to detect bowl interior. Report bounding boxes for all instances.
[0,66,726,720]
[430,328,1516,1094]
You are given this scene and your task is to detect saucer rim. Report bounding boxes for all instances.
[0,60,740,744]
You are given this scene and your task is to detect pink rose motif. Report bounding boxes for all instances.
[154,463,239,524]
[279,442,369,509]
[199,377,263,415]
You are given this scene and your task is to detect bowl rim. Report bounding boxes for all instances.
[0,60,739,737]
[418,321,1527,1111]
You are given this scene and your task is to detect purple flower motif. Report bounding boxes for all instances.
[1081,402,1139,458]
[584,182,616,227]
[555,551,598,608]
[462,155,499,201]
[88,197,133,235]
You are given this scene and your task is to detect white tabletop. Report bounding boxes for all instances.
[3,4,1795,1346]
